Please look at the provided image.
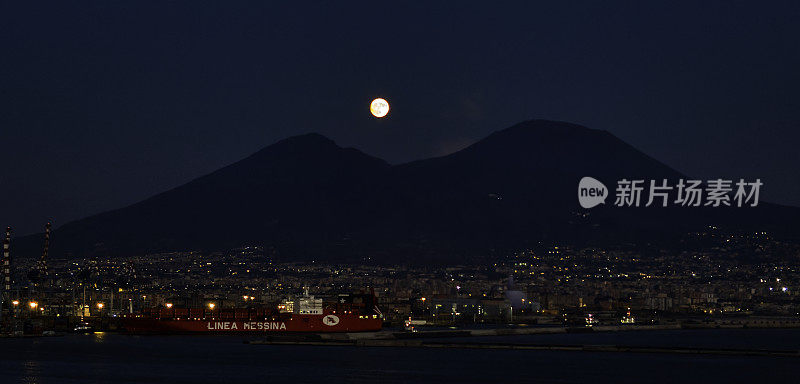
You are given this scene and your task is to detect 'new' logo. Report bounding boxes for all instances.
[578,177,607,208]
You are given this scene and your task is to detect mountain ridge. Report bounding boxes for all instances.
[12,119,799,261]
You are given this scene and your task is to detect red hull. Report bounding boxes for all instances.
[121,311,382,334]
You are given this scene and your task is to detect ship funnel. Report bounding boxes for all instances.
[39,222,51,278]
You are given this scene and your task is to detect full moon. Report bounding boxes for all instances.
[370,98,389,118]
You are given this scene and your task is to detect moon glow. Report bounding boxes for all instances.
[370,98,389,118]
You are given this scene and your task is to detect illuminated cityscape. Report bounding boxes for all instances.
[5,228,799,332]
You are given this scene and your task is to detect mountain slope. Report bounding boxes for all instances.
[375,120,797,250]
[15,120,799,261]
[49,133,389,257]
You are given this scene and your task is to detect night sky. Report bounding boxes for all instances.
[2,1,799,235]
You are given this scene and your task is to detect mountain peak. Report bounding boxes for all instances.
[444,119,612,160]
[279,132,335,144]
[255,132,337,152]
[488,119,606,141]
[226,131,388,175]
[243,132,349,163]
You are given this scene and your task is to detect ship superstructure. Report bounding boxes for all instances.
[120,290,382,334]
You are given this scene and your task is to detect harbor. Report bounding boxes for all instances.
[3,328,800,383]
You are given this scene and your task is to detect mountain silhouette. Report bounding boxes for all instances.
[13,120,799,262]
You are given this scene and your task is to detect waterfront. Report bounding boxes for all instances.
[1,328,798,384]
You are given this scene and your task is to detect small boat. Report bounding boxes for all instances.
[73,321,93,333]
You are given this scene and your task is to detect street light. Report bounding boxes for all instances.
[165,303,173,309]
[11,300,19,306]
[29,301,38,309]
[208,303,215,310]
[97,303,104,310]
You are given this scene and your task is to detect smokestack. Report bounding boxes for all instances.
[2,227,11,313]
[39,222,51,277]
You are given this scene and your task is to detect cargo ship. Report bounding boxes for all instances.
[120,290,383,334]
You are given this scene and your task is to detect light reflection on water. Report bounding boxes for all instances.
[92,332,107,343]
[0,329,798,384]
[22,360,39,384]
